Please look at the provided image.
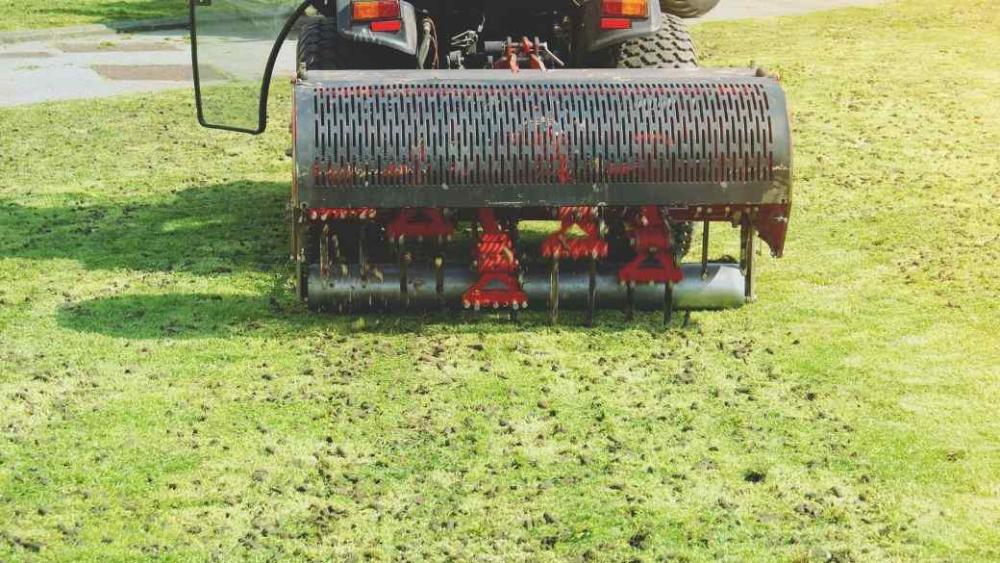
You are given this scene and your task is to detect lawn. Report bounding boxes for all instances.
[0,0,184,31]
[1,0,998,561]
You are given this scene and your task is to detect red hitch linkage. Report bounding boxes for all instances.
[618,206,684,321]
[463,209,528,311]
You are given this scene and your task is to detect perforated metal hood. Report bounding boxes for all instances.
[294,68,792,210]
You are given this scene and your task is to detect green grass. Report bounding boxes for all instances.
[1,0,998,560]
[0,0,184,31]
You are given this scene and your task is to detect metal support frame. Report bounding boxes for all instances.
[740,215,755,301]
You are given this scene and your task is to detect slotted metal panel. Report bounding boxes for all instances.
[294,69,791,208]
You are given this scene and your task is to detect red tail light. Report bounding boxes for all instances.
[602,0,649,18]
[600,18,633,30]
[601,0,648,29]
[369,19,402,33]
[352,0,401,32]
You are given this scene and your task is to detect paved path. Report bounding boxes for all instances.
[697,0,885,21]
[0,0,885,107]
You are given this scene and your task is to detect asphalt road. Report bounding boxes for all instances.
[0,0,886,107]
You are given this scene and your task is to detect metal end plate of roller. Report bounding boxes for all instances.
[293,67,793,319]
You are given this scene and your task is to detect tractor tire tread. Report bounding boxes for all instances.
[622,14,697,69]
[591,14,698,69]
[658,0,721,19]
[297,17,412,71]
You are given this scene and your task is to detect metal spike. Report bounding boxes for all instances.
[435,256,445,308]
[400,252,410,309]
[358,224,368,278]
[743,217,755,301]
[586,257,597,328]
[319,224,331,279]
[625,283,635,322]
[549,257,559,325]
[664,282,674,325]
[701,220,710,280]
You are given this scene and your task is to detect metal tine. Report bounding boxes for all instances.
[701,220,710,280]
[549,257,560,325]
[625,283,635,321]
[400,249,411,309]
[435,255,445,310]
[664,282,674,324]
[739,215,750,275]
[320,223,331,279]
[743,216,755,301]
[358,224,367,281]
[586,257,597,327]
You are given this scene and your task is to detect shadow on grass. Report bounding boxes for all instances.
[58,292,277,339]
[0,181,287,276]
[0,181,696,337]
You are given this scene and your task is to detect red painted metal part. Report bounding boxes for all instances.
[302,202,790,257]
[386,208,454,241]
[463,209,528,309]
[307,208,378,221]
[541,207,609,260]
[494,40,520,72]
[618,206,684,284]
[662,203,791,258]
[493,37,547,72]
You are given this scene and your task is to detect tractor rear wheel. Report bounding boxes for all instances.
[659,0,720,18]
[591,13,698,69]
[296,17,413,71]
